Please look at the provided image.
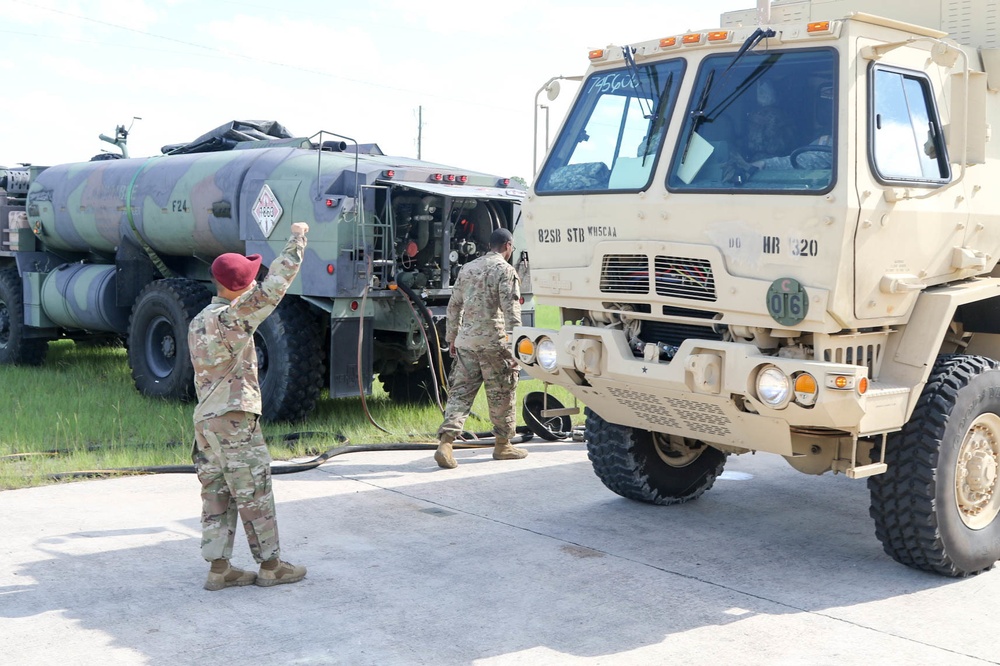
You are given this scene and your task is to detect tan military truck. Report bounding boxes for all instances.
[515,0,1000,576]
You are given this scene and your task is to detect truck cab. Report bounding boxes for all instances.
[515,0,1000,576]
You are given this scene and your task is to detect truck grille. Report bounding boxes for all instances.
[600,254,649,294]
[654,256,715,301]
[640,319,721,349]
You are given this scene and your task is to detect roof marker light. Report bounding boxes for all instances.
[589,49,606,60]
[807,21,831,33]
[707,31,731,42]
[660,37,677,48]
[682,33,704,45]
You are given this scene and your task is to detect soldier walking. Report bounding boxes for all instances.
[188,222,310,590]
[435,227,527,468]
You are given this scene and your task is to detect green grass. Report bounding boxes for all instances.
[0,305,582,489]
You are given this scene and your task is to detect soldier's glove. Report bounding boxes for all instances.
[721,154,759,186]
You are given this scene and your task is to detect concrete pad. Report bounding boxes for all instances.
[2,440,998,665]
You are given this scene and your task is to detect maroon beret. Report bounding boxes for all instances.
[211,253,262,291]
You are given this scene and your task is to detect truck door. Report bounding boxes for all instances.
[853,42,962,321]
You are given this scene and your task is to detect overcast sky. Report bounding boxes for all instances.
[1,0,751,181]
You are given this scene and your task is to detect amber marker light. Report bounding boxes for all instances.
[858,377,868,394]
[589,49,605,60]
[834,376,848,389]
[793,373,818,406]
[707,31,731,42]
[517,337,536,364]
[807,21,831,33]
[794,373,817,394]
[660,37,677,48]
[682,33,703,45]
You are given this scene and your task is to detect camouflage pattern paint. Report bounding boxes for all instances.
[39,263,129,331]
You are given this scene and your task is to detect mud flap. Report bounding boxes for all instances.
[329,316,373,398]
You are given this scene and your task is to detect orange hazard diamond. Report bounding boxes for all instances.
[252,184,283,237]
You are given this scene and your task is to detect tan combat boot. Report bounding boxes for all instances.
[256,559,307,587]
[493,438,528,461]
[204,559,257,591]
[435,436,458,469]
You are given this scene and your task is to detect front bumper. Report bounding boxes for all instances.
[513,325,870,456]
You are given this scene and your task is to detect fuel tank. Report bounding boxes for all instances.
[25,147,323,256]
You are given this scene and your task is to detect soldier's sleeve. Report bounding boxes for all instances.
[499,266,521,332]
[446,268,465,344]
[222,232,307,333]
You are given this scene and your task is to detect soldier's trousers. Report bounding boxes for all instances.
[192,412,280,563]
[438,345,519,442]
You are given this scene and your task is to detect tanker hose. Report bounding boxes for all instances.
[35,428,539,481]
[358,254,392,433]
[394,273,448,406]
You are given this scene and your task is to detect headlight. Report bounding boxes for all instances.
[756,365,790,407]
[536,337,558,371]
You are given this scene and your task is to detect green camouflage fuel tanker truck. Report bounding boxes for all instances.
[0,120,532,421]
[515,0,1000,576]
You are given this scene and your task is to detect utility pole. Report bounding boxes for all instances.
[417,106,423,159]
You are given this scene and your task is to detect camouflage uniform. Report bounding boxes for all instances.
[437,251,522,442]
[188,232,306,563]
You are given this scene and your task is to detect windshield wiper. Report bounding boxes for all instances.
[688,26,775,132]
[621,45,654,118]
[640,72,674,164]
[723,27,776,76]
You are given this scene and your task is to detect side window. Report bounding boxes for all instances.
[869,66,950,184]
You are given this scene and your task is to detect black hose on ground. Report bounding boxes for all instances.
[34,428,539,481]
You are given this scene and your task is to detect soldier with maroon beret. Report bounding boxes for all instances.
[188,222,309,590]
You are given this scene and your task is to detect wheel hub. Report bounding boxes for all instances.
[955,416,1000,529]
[653,433,702,468]
[160,334,176,359]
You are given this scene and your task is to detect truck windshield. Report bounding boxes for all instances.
[667,48,837,194]
[535,58,685,194]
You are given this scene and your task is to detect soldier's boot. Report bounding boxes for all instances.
[204,559,257,591]
[434,436,458,469]
[493,438,528,461]
[255,558,307,587]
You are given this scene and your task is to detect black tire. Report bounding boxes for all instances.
[0,267,47,365]
[869,355,1000,576]
[128,279,211,401]
[522,391,572,441]
[381,353,451,405]
[585,407,726,505]
[254,297,325,422]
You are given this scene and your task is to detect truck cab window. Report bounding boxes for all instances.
[869,66,950,184]
[667,48,837,194]
[535,58,685,194]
